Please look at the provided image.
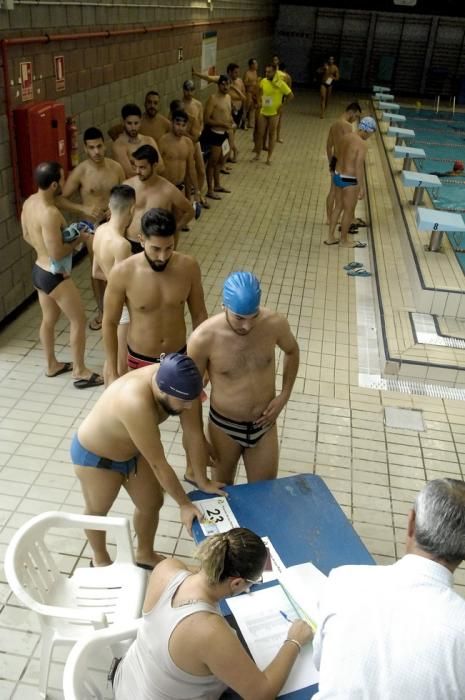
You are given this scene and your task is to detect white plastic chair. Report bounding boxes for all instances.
[63,619,142,700]
[4,511,147,699]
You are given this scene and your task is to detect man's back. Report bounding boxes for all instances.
[22,193,64,267]
[314,555,465,699]
[93,222,131,280]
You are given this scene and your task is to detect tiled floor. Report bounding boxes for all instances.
[1,92,465,698]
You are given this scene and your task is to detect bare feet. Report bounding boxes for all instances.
[88,314,102,331]
[206,192,222,200]
[90,553,112,567]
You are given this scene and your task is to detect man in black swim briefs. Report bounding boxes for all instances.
[187,271,299,486]
[21,161,103,389]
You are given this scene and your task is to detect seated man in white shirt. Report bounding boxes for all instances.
[313,478,465,699]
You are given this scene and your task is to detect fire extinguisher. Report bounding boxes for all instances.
[66,116,79,169]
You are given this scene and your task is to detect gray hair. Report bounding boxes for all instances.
[414,479,465,562]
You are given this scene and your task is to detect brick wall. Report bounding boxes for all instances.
[0,0,277,321]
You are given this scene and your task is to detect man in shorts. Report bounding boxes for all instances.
[325,116,376,248]
[71,353,217,569]
[187,271,299,485]
[21,161,103,388]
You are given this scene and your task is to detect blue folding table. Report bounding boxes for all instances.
[190,474,374,699]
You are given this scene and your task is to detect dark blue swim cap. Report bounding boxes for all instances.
[156,353,203,400]
[223,271,261,315]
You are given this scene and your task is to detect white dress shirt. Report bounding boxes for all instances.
[313,554,465,699]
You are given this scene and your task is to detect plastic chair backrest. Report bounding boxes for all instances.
[10,518,61,605]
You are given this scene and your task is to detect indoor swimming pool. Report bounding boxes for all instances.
[402,107,465,271]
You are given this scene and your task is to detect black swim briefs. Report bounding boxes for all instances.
[32,264,65,295]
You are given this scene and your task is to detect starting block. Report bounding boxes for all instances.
[374,92,394,101]
[393,145,426,170]
[387,126,415,146]
[416,207,465,252]
[373,85,391,93]
[401,171,441,205]
[378,101,400,111]
[382,112,406,125]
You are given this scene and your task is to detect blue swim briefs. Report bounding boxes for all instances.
[70,433,137,478]
[333,172,358,188]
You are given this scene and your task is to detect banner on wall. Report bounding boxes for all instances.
[201,31,217,89]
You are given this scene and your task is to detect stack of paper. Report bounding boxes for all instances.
[278,562,327,630]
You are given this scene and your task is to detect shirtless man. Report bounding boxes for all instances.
[124,145,194,251]
[92,184,135,377]
[59,127,125,331]
[140,90,171,143]
[112,103,164,178]
[103,207,207,383]
[187,271,299,485]
[244,58,259,129]
[253,64,293,166]
[158,109,200,204]
[325,102,362,223]
[71,353,219,569]
[326,116,377,248]
[21,161,103,388]
[317,56,340,119]
[182,80,208,208]
[199,76,233,200]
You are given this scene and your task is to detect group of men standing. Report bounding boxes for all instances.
[21,56,300,569]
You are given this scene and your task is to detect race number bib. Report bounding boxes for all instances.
[196,497,239,536]
[263,96,273,107]
[222,139,230,157]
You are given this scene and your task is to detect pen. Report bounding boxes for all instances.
[279,610,292,623]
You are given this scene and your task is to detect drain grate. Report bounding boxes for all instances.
[384,406,425,431]
[359,373,465,400]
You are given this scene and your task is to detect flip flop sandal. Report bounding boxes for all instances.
[214,187,231,193]
[206,193,222,200]
[343,261,364,271]
[88,318,102,331]
[184,474,199,488]
[353,241,367,248]
[46,362,73,378]
[324,240,339,246]
[347,268,372,277]
[73,372,104,390]
[200,199,210,209]
[355,218,368,227]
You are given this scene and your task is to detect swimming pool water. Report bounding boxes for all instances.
[401,107,465,271]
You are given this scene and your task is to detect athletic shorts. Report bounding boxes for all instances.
[70,433,137,478]
[333,172,358,188]
[32,264,65,295]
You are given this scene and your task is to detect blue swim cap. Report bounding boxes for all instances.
[223,271,261,315]
[156,353,203,400]
[358,116,376,133]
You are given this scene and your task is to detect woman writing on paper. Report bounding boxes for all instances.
[113,527,312,699]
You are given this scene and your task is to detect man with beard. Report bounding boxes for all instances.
[92,184,135,378]
[187,271,299,485]
[140,90,171,143]
[71,353,214,570]
[102,208,207,383]
[112,103,164,178]
[124,145,194,251]
[253,64,293,166]
[59,127,125,331]
[21,161,103,388]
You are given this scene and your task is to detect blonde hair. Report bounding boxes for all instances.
[195,528,267,585]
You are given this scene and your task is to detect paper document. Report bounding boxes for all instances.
[195,497,239,535]
[279,562,327,630]
[227,586,319,695]
[261,536,286,582]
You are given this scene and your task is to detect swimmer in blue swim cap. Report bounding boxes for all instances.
[325,114,376,249]
[72,353,208,571]
[223,271,262,325]
[186,270,299,485]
